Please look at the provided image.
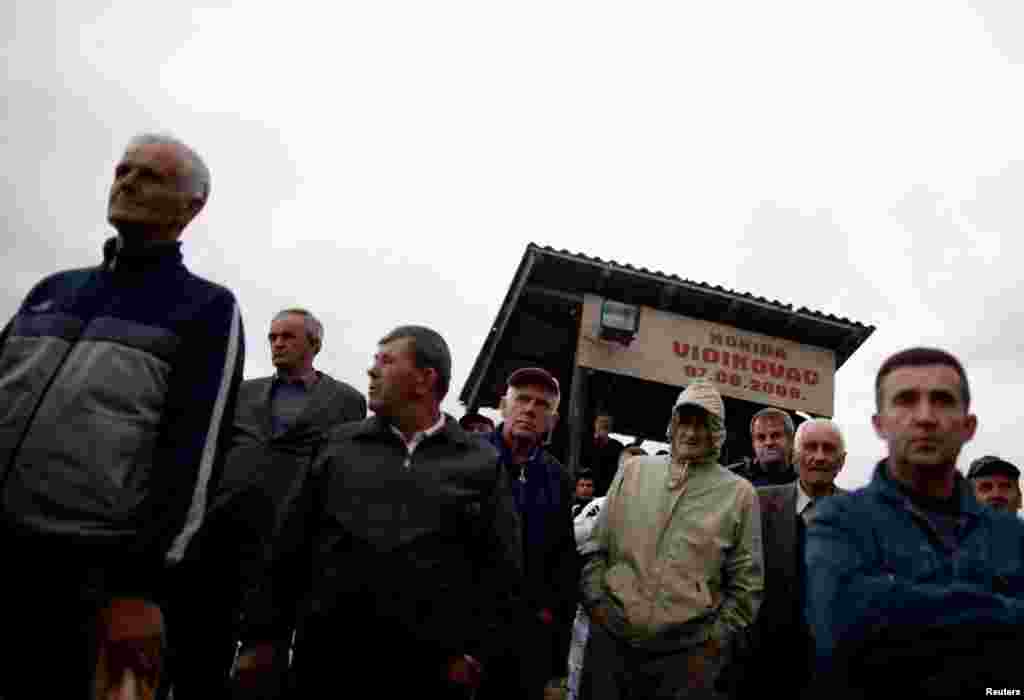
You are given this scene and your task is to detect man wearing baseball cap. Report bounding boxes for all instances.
[581,379,763,698]
[967,455,1022,513]
[482,367,579,699]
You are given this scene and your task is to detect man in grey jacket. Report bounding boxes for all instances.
[739,418,847,698]
[166,308,365,697]
[581,380,763,699]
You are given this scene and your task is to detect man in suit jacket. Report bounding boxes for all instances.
[165,308,365,698]
[735,418,846,698]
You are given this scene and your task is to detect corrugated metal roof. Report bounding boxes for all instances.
[459,243,876,411]
[529,243,872,330]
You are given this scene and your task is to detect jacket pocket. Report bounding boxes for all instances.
[604,562,646,621]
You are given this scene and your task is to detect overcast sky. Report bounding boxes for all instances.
[4,1,1022,488]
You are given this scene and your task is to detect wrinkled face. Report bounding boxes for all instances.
[107,142,198,239]
[367,337,434,417]
[501,383,557,444]
[269,314,316,373]
[671,408,713,462]
[972,474,1021,513]
[752,415,793,468]
[594,415,613,440]
[872,365,976,473]
[796,422,845,491]
[575,478,595,501]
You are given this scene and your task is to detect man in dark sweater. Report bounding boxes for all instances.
[732,407,799,486]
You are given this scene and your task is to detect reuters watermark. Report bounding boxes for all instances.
[986,690,1022,697]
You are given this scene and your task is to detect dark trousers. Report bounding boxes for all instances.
[479,615,569,699]
[288,620,476,700]
[0,527,165,699]
[159,555,244,700]
[818,623,1024,699]
[585,622,730,700]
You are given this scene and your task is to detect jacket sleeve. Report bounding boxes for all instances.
[463,459,526,667]
[239,449,330,645]
[158,294,246,563]
[708,481,764,642]
[545,467,582,621]
[805,494,1024,671]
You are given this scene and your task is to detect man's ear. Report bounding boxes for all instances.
[418,367,439,398]
[183,194,205,223]
[499,396,509,419]
[547,412,560,434]
[962,413,978,444]
[871,414,885,441]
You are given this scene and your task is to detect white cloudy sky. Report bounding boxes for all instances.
[4,1,1023,488]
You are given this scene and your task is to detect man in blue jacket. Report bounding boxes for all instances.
[0,133,244,699]
[484,367,579,699]
[805,347,1024,697]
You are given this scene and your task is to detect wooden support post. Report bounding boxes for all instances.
[567,363,589,478]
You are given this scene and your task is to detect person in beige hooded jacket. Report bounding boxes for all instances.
[580,380,763,699]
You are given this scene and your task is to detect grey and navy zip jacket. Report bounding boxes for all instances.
[0,237,244,566]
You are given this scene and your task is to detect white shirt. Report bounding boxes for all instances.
[390,414,446,469]
[795,480,814,518]
[573,496,608,554]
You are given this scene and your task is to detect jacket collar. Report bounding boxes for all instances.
[352,414,470,446]
[869,458,985,517]
[489,423,546,466]
[102,235,184,272]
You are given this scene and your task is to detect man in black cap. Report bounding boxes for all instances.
[459,411,495,435]
[967,455,1021,513]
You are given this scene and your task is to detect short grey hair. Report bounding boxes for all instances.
[126,133,211,202]
[750,407,796,440]
[273,308,324,352]
[379,325,452,399]
[794,418,846,453]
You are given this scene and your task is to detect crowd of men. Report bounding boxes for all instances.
[1,135,1022,699]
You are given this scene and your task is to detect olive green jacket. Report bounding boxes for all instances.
[581,454,764,651]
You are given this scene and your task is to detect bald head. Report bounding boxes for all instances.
[794,418,845,496]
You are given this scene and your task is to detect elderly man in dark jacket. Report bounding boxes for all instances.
[737,418,847,698]
[485,367,579,699]
[234,325,523,699]
[0,133,244,699]
[166,308,365,698]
